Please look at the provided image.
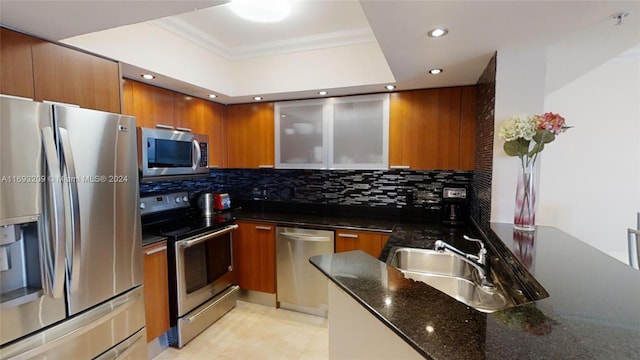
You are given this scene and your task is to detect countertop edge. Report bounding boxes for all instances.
[309,253,434,360]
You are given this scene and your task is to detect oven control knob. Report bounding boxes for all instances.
[140,202,146,209]
[175,197,181,203]
[182,196,188,202]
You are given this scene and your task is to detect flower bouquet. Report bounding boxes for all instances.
[498,113,570,231]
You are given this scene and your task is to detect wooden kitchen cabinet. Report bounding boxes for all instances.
[32,41,121,113]
[173,93,205,132]
[335,230,390,258]
[235,221,276,293]
[0,27,35,99]
[389,86,476,170]
[142,241,170,342]
[128,80,174,129]
[202,100,227,168]
[226,102,275,168]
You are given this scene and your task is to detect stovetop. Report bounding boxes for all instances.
[142,209,235,241]
[140,191,235,241]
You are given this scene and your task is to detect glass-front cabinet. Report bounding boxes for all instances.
[275,101,327,168]
[275,94,389,169]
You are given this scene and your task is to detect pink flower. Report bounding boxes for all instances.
[535,112,567,135]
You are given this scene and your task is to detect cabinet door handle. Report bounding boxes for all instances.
[337,233,359,239]
[389,165,410,169]
[155,124,174,130]
[255,226,272,231]
[176,127,192,132]
[258,165,274,169]
[144,245,167,256]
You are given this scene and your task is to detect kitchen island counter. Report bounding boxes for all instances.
[310,224,640,359]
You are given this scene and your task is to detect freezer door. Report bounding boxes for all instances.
[0,286,146,360]
[53,105,143,315]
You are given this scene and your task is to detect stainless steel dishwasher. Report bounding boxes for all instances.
[276,227,334,317]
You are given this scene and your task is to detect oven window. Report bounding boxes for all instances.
[182,232,232,294]
[148,139,192,168]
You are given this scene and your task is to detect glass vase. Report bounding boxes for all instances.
[514,159,537,232]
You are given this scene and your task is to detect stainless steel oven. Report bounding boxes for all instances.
[140,192,239,349]
[174,225,237,317]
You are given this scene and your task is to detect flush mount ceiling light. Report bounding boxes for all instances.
[253,96,263,101]
[208,94,217,99]
[429,68,443,75]
[427,28,449,38]
[141,74,155,80]
[385,85,396,90]
[230,0,292,23]
[318,91,328,96]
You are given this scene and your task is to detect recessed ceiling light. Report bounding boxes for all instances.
[208,94,217,99]
[229,0,292,23]
[429,68,443,75]
[428,28,449,38]
[141,74,155,80]
[318,91,328,96]
[253,96,263,101]
[385,85,396,90]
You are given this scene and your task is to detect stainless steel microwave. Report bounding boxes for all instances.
[138,127,209,177]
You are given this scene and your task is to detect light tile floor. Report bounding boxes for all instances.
[153,301,329,360]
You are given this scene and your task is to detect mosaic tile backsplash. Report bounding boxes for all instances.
[140,169,473,210]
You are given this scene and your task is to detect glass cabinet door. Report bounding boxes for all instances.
[275,94,389,169]
[275,101,326,168]
[330,94,389,169]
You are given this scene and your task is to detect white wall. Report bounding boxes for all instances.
[540,54,640,263]
[491,47,547,223]
[492,43,640,264]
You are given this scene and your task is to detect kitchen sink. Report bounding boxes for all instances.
[386,247,512,313]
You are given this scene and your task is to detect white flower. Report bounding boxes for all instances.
[498,115,537,142]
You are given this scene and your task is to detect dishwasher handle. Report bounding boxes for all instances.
[279,232,332,242]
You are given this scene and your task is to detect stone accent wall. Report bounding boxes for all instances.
[141,169,472,210]
[471,52,497,230]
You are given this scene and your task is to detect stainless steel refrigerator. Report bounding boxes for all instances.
[0,96,146,359]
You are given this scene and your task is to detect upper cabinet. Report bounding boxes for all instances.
[123,79,227,167]
[32,41,120,113]
[275,94,389,169]
[226,102,275,169]
[124,79,174,128]
[1,27,121,113]
[202,100,227,168]
[0,28,35,99]
[389,86,476,170]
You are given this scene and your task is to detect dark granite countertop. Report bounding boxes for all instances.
[233,209,397,232]
[310,223,640,359]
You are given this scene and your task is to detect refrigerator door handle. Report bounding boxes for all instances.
[192,139,201,170]
[59,127,82,293]
[41,127,66,299]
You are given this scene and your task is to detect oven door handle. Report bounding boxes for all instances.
[179,224,238,248]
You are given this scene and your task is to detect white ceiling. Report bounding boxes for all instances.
[1,1,639,105]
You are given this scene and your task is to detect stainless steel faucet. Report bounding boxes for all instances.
[434,236,494,289]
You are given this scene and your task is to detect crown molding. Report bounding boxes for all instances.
[153,17,376,60]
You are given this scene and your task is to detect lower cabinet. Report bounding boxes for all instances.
[142,241,170,342]
[235,221,276,293]
[335,230,390,258]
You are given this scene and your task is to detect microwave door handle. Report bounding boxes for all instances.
[41,127,66,299]
[58,128,82,293]
[192,139,202,170]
